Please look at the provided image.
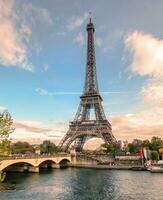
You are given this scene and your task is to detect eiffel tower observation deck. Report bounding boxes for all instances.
[59,18,116,152]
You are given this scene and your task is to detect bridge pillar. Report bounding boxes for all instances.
[28,166,39,173]
[71,149,77,164]
[51,163,60,169]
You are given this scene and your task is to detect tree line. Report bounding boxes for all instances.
[101,137,163,160]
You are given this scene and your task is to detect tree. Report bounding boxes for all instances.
[101,143,121,155]
[150,151,159,160]
[128,143,135,154]
[11,141,34,154]
[0,111,14,155]
[149,137,163,151]
[40,140,58,154]
[142,139,150,148]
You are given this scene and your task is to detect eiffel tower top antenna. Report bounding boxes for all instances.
[89,11,92,23]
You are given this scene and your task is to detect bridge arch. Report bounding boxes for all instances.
[1,161,35,172]
[58,157,71,164]
[37,159,57,167]
[58,158,71,168]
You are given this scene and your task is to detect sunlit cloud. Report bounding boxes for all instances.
[125,31,163,108]
[0,0,54,71]
[0,0,33,71]
[125,31,163,77]
[67,13,89,31]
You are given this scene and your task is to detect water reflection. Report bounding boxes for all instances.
[0,168,163,200]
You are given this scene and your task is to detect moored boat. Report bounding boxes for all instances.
[149,161,163,173]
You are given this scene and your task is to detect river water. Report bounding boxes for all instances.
[0,168,163,200]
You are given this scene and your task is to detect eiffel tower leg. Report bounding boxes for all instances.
[74,135,87,152]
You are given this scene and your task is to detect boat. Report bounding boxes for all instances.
[149,160,163,173]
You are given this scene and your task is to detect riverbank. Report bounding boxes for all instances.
[69,163,146,171]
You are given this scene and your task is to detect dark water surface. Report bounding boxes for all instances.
[0,168,163,200]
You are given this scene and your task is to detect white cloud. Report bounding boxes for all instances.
[67,13,89,31]
[74,32,85,46]
[22,3,53,26]
[95,37,103,47]
[35,88,53,96]
[0,106,7,112]
[43,64,49,71]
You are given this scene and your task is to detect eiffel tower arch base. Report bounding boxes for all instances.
[59,120,116,152]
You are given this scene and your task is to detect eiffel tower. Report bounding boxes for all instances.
[59,18,116,152]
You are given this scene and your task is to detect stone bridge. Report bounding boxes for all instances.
[0,154,72,173]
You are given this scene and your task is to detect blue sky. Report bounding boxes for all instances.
[0,0,163,143]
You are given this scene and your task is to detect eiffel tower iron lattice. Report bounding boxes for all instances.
[59,18,116,152]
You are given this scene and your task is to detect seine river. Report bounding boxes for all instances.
[0,168,163,200]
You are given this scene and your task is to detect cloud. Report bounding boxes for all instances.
[125,31,163,107]
[0,0,54,71]
[13,121,51,134]
[67,13,89,31]
[0,0,34,71]
[74,32,85,46]
[22,3,53,26]
[0,106,7,112]
[110,108,163,141]
[119,31,163,141]
[125,32,163,77]
[142,82,163,107]
[35,88,53,96]
[95,37,103,47]
[11,119,68,145]
[43,64,49,71]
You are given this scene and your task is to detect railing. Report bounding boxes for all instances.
[0,153,70,160]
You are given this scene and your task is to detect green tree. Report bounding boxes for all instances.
[11,141,34,154]
[101,143,121,155]
[149,137,163,151]
[150,150,159,160]
[128,143,135,154]
[142,139,150,148]
[40,140,58,154]
[0,111,14,155]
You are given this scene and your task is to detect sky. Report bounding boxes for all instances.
[0,0,163,147]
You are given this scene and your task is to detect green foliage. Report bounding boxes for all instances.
[150,151,159,160]
[11,141,34,154]
[0,111,13,155]
[101,143,121,154]
[128,143,135,154]
[128,137,163,155]
[142,139,150,148]
[101,137,163,157]
[40,140,58,154]
[0,171,6,182]
[149,137,163,151]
